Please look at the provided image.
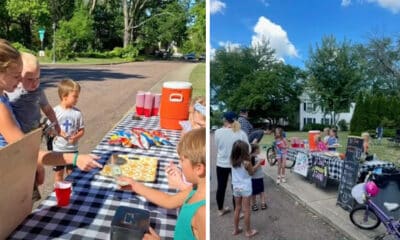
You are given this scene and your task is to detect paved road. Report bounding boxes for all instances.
[209,132,349,240]
[35,61,197,209]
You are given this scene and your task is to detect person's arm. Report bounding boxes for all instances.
[244,161,255,175]
[38,151,102,171]
[41,104,61,134]
[69,128,84,144]
[0,104,24,143]
[117,176,192,209]
[192,205,206,240]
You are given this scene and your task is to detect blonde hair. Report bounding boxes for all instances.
[323,127,330,133]
[177,128,205,165]
[361,132,370,139]
[0,39,21,73]
[191,96,205,107]
[232,120,241,132]
[58,79,81,99]
[21,52,39,72]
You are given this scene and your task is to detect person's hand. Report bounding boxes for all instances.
[76,154,102,171]
[35,164,45,185]
[116,176,137,191]
[59,130,68,139]
[143,227,160,240]
[165,161,186,190]
[68,133,78,144]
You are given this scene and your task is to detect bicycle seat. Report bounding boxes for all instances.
[383,202,400,212]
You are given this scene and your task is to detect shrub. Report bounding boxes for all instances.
[12,42,35,55]
[383,128,396,138]
[338,119,348,131]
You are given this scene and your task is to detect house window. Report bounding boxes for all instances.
[305,102,314,112]
[321,118,330,125]
[306,118,313,124]
[303,103,306,111]
[313,118,316,123]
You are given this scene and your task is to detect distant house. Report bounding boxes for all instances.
[299,93,355,130]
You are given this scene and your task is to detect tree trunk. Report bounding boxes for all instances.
[123,0,129,48]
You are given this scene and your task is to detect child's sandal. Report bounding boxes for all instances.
[261,202,268,210]
[281,176,286,183]
[252,204,258,211]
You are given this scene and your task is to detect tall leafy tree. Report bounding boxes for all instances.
[306,36,364,126]
[6,0,49,48]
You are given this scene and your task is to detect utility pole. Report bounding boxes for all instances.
[52,22,56,63]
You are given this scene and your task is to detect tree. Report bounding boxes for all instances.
[182,0,205,54]
[6,0,49,48]
[306,36,364,126]
[361,36,400,95]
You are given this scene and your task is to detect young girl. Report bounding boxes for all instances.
[250,143,267,211]
[231,140,258,238]
[180,96,206,135]
[327,128,338,151]
[362,132,370,155]
[275,127,288,184]
[118,128,205,240]
[316,134,328,152]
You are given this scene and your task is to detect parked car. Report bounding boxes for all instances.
[198,53,206,61]
[183,53,196,61]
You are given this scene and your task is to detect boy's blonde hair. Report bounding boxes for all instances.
[361,132,370,138]
[58,79,81,99]
[21,52,39,72]
[177,128,205,165]
[0,39,21,73]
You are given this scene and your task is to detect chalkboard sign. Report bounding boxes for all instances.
[311,155,328,188]
[294,152,309,177]
[337,136,363,211]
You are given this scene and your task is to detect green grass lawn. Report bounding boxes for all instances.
[260,131,400,166]
[189,63,205,97]
[38,57,134,65]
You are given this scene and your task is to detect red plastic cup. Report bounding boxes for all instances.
[136,91,145,115]
[152,93,162,116]
[260,159,266,166]
[144,92,154,117]
[54,181,72,207]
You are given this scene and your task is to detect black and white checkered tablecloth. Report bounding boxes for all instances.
[288,148,395,181]
[9,114,181,240]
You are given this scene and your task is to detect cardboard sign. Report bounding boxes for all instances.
[311,155,329,188]
[337,136,363,211]
[293,151,309,177]
[0,129,42,239]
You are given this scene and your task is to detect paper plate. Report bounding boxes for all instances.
[351,183,366,204]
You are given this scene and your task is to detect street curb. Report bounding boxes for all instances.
[263,173,357,240]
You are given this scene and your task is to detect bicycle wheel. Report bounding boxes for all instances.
[285,157,296,169]
[266,147,276,166]
[350,205,381,230]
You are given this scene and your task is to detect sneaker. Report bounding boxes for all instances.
[276,176,280,184]
[252,204,258,211]
[281,176,286,183]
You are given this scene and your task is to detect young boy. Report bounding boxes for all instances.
[6,52,60,201]
[52,79,85,182]
[7,52,60,134]
[118,128,206,240]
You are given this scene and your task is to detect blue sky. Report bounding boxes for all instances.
[210,0,400,68]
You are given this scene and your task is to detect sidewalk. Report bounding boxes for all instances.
[263,163,388,240]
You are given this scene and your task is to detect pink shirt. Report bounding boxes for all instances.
[318,141,328,151]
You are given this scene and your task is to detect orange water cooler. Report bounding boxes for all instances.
[308,130,320,151]
[160,81,192,130]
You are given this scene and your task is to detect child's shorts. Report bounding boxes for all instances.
[233,187,252,197]
[53,164,74,172]
[252,178,264,195]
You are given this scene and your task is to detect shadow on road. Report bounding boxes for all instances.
[40,68,146,89]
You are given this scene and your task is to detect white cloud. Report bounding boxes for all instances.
[341,0,400,13]
[210,0,226,14]
[341,0,351,6]
[251,16,298,60]
[367,0,400,13]
[259,0,269,7]
[218,41,241,52]
[210,44,216,60]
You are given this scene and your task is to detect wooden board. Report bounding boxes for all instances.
[100,154,158,182]
[0,128,42,239]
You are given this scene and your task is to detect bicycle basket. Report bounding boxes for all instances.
[351,183,366,204]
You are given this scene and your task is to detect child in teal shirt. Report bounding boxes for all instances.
[118,128,206,240]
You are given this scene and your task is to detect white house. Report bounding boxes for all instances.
[299,93,355,130]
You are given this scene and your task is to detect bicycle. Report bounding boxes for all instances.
[349,171,400,239]
[262,143,295,169]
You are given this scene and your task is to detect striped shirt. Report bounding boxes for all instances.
[0,94,20,147]
[238,116,253,136]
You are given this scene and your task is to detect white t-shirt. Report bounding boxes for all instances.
[52,105,84,152]
[214,127,248,168]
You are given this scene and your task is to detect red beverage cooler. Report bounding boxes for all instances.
[160,82,192,130]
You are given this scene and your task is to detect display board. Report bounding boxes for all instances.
[311,155,329,188]
[293,151,309,177]
[337,136,363,211]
